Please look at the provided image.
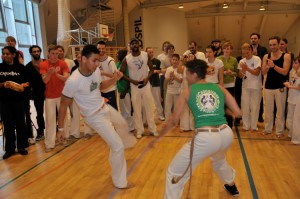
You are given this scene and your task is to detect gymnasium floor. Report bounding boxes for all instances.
[0,102,299,199]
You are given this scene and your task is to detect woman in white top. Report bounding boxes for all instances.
[205,45,224,85]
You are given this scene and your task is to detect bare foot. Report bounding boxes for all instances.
[276,134,284,138]
[261,131,271,136]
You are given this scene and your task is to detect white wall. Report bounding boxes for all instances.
[142,7,188,57]
[124,7,188,56]
[285,17,300,57]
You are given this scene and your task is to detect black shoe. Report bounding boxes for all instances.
[18,148,28,155]
[224,184,239,197]
[35,134,44,141]
[3,151,15,159]
[258,117,264,123]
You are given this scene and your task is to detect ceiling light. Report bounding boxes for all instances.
[178,4,184,9]
[222,2,229,9]
[259,5,265,11]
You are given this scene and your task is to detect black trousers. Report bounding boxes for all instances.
[225,87,235,128]
[101,90,118,111]
[1,100,28,152]
[33,94,45,134]
[24,97,33,138]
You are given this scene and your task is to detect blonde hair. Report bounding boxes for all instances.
[222,41,233,50]
[241,43,253,51]
[5,36,16,43]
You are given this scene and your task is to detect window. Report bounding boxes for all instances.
[2,0,12,8]
[12,0,28,23]
[0,1,5,31]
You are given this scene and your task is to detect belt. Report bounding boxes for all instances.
[195,124,228,134]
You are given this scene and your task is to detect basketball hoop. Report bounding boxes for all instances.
[102,32,114,41]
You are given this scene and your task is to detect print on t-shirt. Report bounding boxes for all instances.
[196,90,220,114]
[90,80,98,92]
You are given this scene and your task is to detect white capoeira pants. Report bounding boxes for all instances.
[164,125,236,199]
[264,88,287,134]
[180,103,194,131]
[119,93,134,131]
[69,101,92,138]
[44,97,67,149]
[164,93,180,121]
[83,104,136,188]
[291,96,300,144]
[131,83,157,135]
[151,86,164,118]
[241,88,262,130]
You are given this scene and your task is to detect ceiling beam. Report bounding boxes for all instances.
[140,0,206,8]
[259,15,267,35]
[185,9,300,18]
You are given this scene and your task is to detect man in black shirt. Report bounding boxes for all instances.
[26,45,46,141]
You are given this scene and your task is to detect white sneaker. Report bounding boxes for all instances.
[28,138,36,145]
[151,132,159,137]
[45,148,53,153]
[159,116,165,121]
[136,134,142,139]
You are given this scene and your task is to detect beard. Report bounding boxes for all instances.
[131,47,139,53]
[32,54,40,60]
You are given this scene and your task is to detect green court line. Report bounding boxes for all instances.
[235,127,259,199]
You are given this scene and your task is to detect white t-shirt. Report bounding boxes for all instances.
[157,53,167,62]
[238,56,262,89]
[64,58,76,72]
[157,53,171,69]
[62,67,105,117]
[183,50,206,61]
[205,58,224,84]
[165,66,183,94]
[99,56,117,93]
[126,51,149,86]
[287,68,300,104]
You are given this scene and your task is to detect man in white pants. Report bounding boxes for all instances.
[146,47,165,121]
[120,38,158,139]
[261,36,291,137]
[57,45,136,189]
[40,44,69,152]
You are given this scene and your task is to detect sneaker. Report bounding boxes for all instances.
[28,138,36,145]
[35,134,44,141]
[68,135,80,142]
[63,139,69,147]
[136,133,142,139]
[83,134,91,140]
[159,116,165,121]
[45,148,53,153]
[224,184,239,197]
[151,132,159,137]
[18,148,28,155]
[3,151,15,159]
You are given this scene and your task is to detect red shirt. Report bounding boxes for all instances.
[40,59,69,98]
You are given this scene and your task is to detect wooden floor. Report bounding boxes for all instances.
[0,119,300,199]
